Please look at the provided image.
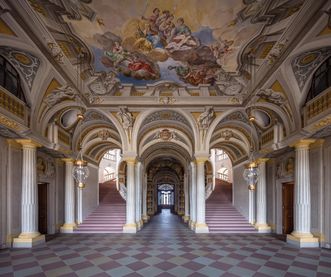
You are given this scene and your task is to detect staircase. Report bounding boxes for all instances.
[74,180,126,233]
[206,179,257,233]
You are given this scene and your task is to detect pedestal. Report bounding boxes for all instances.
[13,233,45,248]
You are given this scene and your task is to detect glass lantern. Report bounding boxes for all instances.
[243,161,259,191]
[72,159,89,189]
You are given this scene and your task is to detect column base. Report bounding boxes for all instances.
[182,215,190,223]
[195,223,209,233]
[123,223,137,233]
[142,215,150,223]
[189,220,196,230]
[136,220,143,231]
[60,223,76,233]
[13,233,45,248]
[287,232,319,248]
[255,223,271,233]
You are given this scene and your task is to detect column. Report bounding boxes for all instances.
[142,174,149,222]
[248,189,255,225]
[189,161,197,230]
[287,139,319,247]
[195,157,209,233]
[135,161,143,230]
[76,188,82,224]
[255,158,271,232]
[183,173,190,223]
[13,140,45,248]
[60,159,76,233]
[123,157,137,233]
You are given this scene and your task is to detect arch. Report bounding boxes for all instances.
[132,108,199,152]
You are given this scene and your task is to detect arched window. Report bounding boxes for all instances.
[306,56,331,102]
[216,149,228,160]
[104,166,115,181]
[218,167,229,181]
[0,55,26,103]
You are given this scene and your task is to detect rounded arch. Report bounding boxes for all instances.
[132,108,199,152]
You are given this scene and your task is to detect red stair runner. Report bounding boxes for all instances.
[206,179,257,233]
[74,180,126,233]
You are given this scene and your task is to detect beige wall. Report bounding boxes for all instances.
[82,165,99,220]
[232,163,249,219]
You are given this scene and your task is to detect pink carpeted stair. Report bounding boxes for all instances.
[74,180,126,233]
[206,179,257,233]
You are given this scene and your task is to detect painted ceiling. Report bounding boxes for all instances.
[29,0,304,90]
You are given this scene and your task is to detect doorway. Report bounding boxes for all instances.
[38,183,48,234]
[282,182,294,234]
[157,184,175,212]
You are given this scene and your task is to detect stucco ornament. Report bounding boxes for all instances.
[44,85,79,107]
[117,107,134,141]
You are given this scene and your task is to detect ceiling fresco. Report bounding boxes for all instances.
[28,0,304,92]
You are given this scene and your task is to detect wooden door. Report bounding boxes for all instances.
[282,182,294,234]
[38,183,48,234]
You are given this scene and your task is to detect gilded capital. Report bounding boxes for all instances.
[195,156,209,163]
[291,139,316,149]
[62,158,74,163]
[257,158,269,164]
[15,139,41,148]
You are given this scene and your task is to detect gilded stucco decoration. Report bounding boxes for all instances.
[291,48,331,90]
[0,47,40,89]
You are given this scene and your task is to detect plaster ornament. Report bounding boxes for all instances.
[37,156,55,179]
[159,96,176,105]
[198,107,215,129]
[117,107,134,130]
[89,72,119,95]
[44,85,78,106]
[256,88,286,105]
[97,129,111,140]
[267,38,288,65]
[47,42,64,64]
[153,129,179,141]
[221,130,233,140]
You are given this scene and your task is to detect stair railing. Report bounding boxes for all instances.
[205,182,213,200]
[119,183,127,201]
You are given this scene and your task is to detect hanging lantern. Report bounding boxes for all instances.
[243,161,259,191]
[72,157,89,189]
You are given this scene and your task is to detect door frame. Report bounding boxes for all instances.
[282,182,294,235]
[38,182,48,234]
[276,176,294,234]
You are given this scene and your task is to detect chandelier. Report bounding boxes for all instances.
[243,54,259,190]
[71,51,89,189]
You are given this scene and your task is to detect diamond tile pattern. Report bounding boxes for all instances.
[1,210,331,276]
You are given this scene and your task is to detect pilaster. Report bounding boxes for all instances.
[255,158,271,233]
[60,158,76,233]
[287,139,319,247]
[123,157,137,233]
[13,140,45,248]
[195,156,209,233]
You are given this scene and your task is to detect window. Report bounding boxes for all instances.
[0,55,26,103]
[218,167,229,181]
[216,149,228,160]
[103,151,116,161]
[306,56,331,102]
[104,167,115,181]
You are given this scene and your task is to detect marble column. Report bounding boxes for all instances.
[76,188,83,224]
[135,161,143,230]
[248,189,255,225]
[13,140,45,248]
[255,158,271,232]
[123,157,137,233]
[183,173,190,223]
[287,139,319,247]
[195,157,209,233]
[60,159,76,233]
[142,174,149,222]
[189,161,197,230]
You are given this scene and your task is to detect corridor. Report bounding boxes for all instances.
[1,210,331,277]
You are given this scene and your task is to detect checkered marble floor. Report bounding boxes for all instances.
[1,210,331,277]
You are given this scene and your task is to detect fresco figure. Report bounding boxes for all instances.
[166,18,199,52]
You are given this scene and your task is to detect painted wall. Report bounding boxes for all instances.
[82,165,99,220]
[232,163,249,219]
